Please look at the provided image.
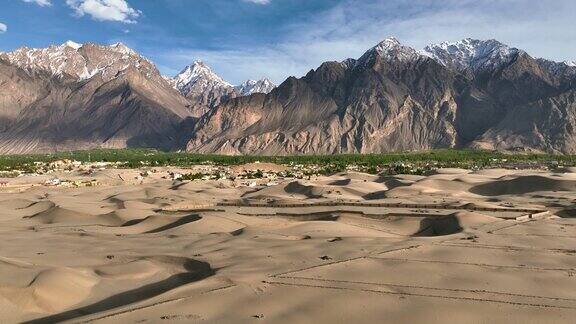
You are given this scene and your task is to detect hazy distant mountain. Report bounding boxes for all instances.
[235,78,276,96]
[0,38,575,154]
[187,37,576,154]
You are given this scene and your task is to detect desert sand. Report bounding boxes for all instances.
[0,167,575,323]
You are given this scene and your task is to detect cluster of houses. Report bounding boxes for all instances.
[3,156,562,191]
[43,178,99,188]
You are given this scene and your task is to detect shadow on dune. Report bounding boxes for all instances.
[278,212,340,222]
[413,215,463,237]
[362,190,388,200]
[23,259,214,324]
[284,181,324,198]
[145,214,202,233]
[363,177,411,200]
[469,176,576,196]
[120,214,202,234]
[555,208,576,218]
[374,176,411,187]
[329,179,352,186]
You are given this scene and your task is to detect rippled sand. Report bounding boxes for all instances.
[0,167,575,323]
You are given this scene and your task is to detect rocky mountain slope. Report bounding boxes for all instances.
[0,42,193,153]
[168,61,275,117]
[187,38,576,154]
[0,42,275,154]
[1,38,575,155]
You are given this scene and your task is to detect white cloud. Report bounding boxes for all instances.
[21,0,52,6]
[161,0,576,84]
[0,23,6,34]
[66,0,141,24]
[242,0,271,4]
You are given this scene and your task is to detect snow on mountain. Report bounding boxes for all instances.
[536,58,576,79]
[356,37,422,67]
[171,61,275,98]
[340,58,357,69]
[234,78,276,96]
[0,41,157,81]
[348,37,571,77]
[1,41,276,99]
[171,60,233,96]
[63,40,82,50]
[420,38,522,72]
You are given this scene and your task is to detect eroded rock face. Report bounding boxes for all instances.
[168,61,276,118]
[0,41,279,154]
[186,39,462,154]
[0,42,192,154]
[187,38,576,155]
[1,38,575,155]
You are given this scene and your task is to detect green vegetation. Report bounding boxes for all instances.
[0,148,574,175]
[0,170,21,178]
[180,172,206,181]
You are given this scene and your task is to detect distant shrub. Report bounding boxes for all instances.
[0,148,573,175]
[181,173,206,181]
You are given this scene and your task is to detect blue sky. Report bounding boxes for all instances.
[1,0,575,84]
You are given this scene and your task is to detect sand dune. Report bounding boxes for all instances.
[0,268,99,314]
[272,221,398,238]
[470,175,576,195]
[118,214,203,234]
[94,260,161,280]
[16,201,56,217]
[0,167,575,323]
[25,206,124,226]
[430,168,471,175]
[414,212,499,236]
[283,181,326,199]
[0,199,35,210]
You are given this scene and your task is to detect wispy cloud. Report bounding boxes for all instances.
[159,0,576,84]
[242,0,271,4]
[66,0,141,24]
[0,23,7,34]
[21,0,52,6]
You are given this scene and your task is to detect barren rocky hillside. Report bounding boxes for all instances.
[188,38,576,154]
[1,38,575,154]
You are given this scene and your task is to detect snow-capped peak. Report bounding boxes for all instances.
[356,37,421,66]
[373,37,402,52]
[171,61,275,98]
[63,40,82,50]
[566,61,576,67]
[234,78,276,96]
[0,41,157,81]
[172,61,232,94]
[421,38,522,71]
[110,42,137,56]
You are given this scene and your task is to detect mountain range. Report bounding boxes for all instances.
[169,60,275,117]
[1,38,575,155]
[0,41,274,154]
